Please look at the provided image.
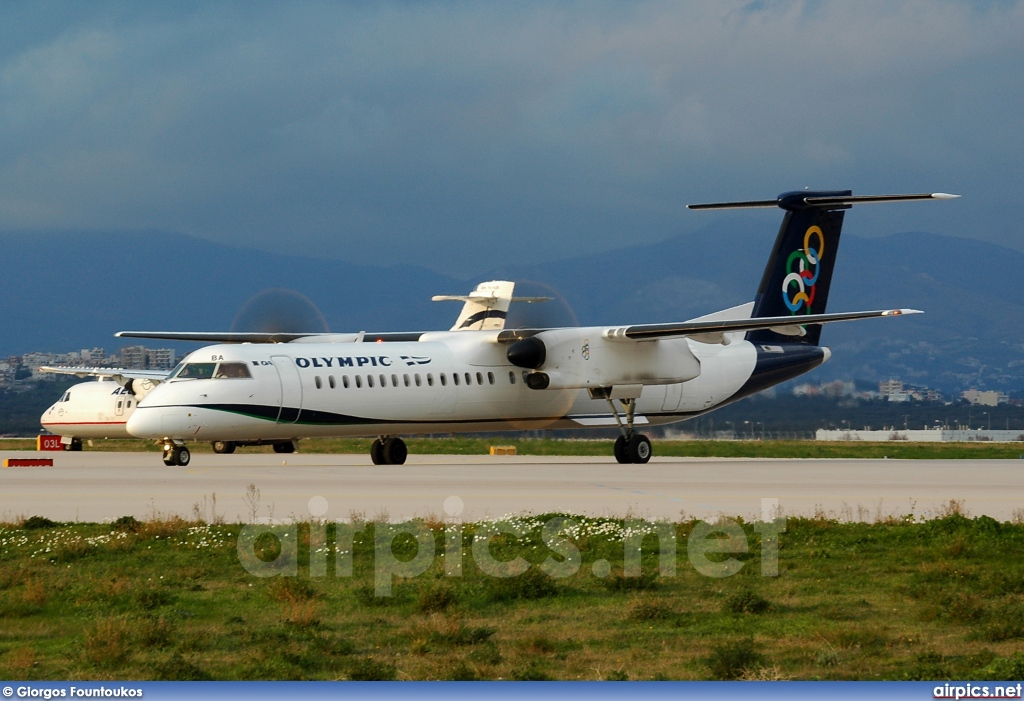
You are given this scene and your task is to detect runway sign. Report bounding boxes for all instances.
[3,458,55,468]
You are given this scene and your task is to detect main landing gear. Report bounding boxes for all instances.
[607,397,652,464]
[210,440,295,454]
[370,436,408,465]
[162,442,191,467]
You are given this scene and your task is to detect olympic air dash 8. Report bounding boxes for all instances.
[114,190,955,467]
[38,281,543,452]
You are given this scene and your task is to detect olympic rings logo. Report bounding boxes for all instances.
[781,226,825,314]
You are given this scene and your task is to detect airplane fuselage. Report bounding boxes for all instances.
[41,380,135,441]
[126,330,827,442]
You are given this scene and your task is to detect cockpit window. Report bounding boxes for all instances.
[62,392,71,402]
[214,362,252,379]
[175,363,217,379]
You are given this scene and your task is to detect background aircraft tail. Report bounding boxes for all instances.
[432,280,552,331]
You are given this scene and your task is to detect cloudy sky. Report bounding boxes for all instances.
[1,1,1021,276]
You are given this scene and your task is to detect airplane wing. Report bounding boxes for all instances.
[113,331,419,344]
[114,331,333,343]
[39,366,172,383]
[601,308,921,343]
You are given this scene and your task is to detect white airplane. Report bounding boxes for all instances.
[113,190,957,467]
[37,282,537,453]
[39,376,157,450]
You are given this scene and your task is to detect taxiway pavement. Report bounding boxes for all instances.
[2,451,1022,523]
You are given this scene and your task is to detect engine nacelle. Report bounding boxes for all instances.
[124,377,158,401]
[508,328,700,389]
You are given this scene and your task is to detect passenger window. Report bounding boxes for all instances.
[127,401,132,408]
[367,375,375,388]
[392,374,399,387]
[509,371,516,385]
[315,376,322,389]
[117,401,123,410]
[329,375,336,389]
[440,373,447,386]
[343,375,350,389]
[380,374,387,387]
[415,374,422,387]
[403,374,410,387]
[355,376,363,388]
[214,362,252,379]
[487,372,494,385]
[427,373,434,387]
[453,373,459,386]
[467,372,473,385]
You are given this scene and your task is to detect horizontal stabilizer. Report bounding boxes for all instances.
[688,192,959,211]
[603,308,922,343]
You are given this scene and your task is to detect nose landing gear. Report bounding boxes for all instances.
[370,436,408,465]
[162,442,191,466]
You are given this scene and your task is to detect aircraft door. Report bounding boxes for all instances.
[271,356,303,423]
[661,383,683,412]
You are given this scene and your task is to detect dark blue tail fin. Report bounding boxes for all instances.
[689,190,955,346]
[747,190,850,345]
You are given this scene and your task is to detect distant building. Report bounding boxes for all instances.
[148,348,176,370]
[962,389,1008,407]
[81,347,106,363]
[879,379,909,401]
[119,345,176,370]
[878,378,943,403]
[120,345,148,369]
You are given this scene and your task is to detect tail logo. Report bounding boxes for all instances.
[782,226,825,314]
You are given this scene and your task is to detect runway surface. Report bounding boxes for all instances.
[2,451,1022,523]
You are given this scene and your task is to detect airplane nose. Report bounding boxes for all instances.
[126,407,162,438]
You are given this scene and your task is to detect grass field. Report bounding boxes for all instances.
[2,506,1024,681]
[6,436,1024,459]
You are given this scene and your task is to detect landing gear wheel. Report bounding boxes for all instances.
[69,438,83,452]
[383,437,408,465]
[627,434,652,464]
[163,445,190,466]
[614,435,629,464]
[272,441,295,454]
[212,441,235,454]
[370,438,385,465]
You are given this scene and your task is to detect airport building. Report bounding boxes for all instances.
[961,389,1009,407]
[817,428,1024,442]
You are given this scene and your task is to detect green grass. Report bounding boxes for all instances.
[2,507,1024,680]
[10,436,1024,459]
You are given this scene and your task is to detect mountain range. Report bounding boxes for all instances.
[3,223,1022,395]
